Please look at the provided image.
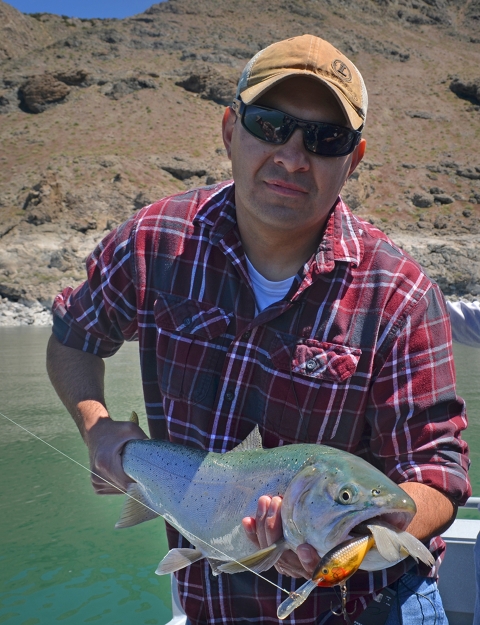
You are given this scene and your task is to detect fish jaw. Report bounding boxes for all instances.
[321,489,416,551]
[281,460,417,557]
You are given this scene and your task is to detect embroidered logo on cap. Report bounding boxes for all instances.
[332,60,352,82]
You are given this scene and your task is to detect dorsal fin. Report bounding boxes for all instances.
[230,425,263,452]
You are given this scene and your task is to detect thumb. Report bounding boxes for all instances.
[296,544,319,576]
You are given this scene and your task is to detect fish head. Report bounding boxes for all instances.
[281,456,416,556]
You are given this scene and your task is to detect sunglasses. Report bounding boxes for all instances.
[232,98,362,157]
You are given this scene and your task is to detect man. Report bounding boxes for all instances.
[47,34,470,624]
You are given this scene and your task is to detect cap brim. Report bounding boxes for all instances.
[239,70,364,130]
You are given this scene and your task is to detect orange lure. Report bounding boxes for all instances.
[277,534,375,620]
[312,534,375,587]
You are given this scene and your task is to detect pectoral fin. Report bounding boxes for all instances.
[389,530,434,567]
[218,539,287,574]
[115,483,159,528]
[367,523,434,567]
[366,523,403,562]
[156,548,205,575]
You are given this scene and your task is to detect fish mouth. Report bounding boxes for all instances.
[325,508,414,549]
[350,511,413,535]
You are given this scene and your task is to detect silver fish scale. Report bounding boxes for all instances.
[122,440,323,558]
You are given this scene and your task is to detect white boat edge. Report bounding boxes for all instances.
[439,497,479,625]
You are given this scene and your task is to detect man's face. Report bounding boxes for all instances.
[223,77,365,239]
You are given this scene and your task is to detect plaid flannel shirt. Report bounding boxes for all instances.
[53,181,470,625]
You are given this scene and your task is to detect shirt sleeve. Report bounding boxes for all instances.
[446,299,480,348]
[367,282,471,505]
[51,216,139,357]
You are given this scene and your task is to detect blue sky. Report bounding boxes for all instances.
[6,1,162,19]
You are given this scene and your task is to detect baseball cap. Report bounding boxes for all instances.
[236,34,368,130]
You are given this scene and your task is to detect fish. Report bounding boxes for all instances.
[116,425,434,579]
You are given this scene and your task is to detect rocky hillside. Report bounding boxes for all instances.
[1,0,480,314]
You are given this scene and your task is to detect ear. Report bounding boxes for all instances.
[347,138,366,177]
[222,106,237,160]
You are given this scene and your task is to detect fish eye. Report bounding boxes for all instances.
[337,484,358,504]
[337,486,356,504]
[372,488,381,496]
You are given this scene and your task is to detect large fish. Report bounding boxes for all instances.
[116,426,432,577]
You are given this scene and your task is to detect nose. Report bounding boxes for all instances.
[272,128,310,173]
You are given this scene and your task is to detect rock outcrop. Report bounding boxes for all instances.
[450,77,480,104]
[175,64,238,105]
[19,73,71,113]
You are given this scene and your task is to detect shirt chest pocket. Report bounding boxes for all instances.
[271,337,361,381]
[154,294,232,405]
[264,335,362,443]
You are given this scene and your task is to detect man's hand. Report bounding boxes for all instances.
[242,495,319,579]
[85,416,148,494]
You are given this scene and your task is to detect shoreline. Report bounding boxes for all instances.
[0,296,52,327]
[0,292,473,328]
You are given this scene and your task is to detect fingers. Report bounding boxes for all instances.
[296,543,320,577]
[274,543,319,579]
[242,496,316,579]
[242,517,259,548]
[254,495,283,548]
[86,417,148,495]
[275,550,309,579]
[90,451,132,494]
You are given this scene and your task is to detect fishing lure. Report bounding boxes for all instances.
[277,534,375,620]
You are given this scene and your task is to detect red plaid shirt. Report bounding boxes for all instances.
[53,181,470,625]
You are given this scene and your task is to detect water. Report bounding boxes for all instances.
[0,328,479,625]
[0,328,172,625]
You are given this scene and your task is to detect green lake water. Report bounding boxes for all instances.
[0,327,479,625]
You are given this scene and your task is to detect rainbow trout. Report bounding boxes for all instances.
[117,426,432,577]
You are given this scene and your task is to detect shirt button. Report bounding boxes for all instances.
[225,390,235,402]
[183,317,192,327]
[305,358,317,371]
[242,330,251,340]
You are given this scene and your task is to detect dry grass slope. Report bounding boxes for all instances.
[0,0,479,305]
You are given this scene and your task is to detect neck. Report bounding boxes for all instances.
[237,213,324,282]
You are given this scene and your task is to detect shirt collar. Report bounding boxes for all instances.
[313,196,364,275]
[193,181,237,245]
[194,182,364,272]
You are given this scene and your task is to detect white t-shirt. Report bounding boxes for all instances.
[245,255,295,314]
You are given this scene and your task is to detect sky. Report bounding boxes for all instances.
[6,0,162,19]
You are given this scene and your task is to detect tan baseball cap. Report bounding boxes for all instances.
[236,34,368,130]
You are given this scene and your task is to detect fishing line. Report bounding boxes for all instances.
[0,410,290,596]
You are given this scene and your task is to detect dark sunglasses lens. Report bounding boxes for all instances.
[241,104,358,156]
[304,124,357,157]
[242,106,294,144]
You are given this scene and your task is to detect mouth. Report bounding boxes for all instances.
[326,509,414,548]
[264,179,308,196]
[351,512,413,536]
